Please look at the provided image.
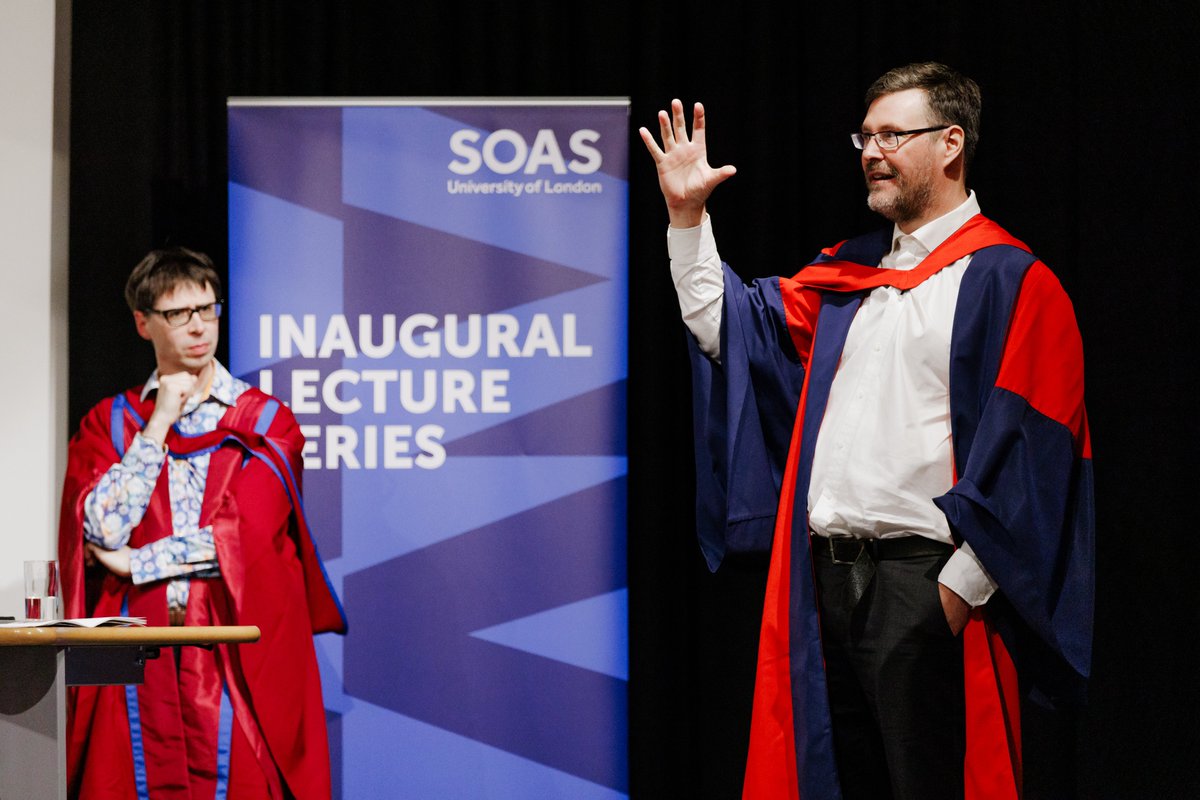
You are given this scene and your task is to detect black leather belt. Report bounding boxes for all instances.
[812,533,952,564]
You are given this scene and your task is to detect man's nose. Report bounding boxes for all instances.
[186,310,206,332]
[861,134,886,160]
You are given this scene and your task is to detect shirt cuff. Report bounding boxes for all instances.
[937,543,998,608]
[128,526,220,586]
[129,545,157,586]
[125,432,168,480]
[668,216,724,359]
[666,213,716,262]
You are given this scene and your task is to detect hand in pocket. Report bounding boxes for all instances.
[938,583,971,636]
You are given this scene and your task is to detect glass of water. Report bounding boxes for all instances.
[23,560,60,621]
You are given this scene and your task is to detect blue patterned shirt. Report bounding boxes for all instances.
[83,362,251,621]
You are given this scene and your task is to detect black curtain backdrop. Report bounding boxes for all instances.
[68,2,1199,798]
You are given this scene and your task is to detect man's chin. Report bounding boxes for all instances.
[867,191,900,222]
[179,354,215,374]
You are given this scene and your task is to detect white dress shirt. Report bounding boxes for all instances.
[667,193,997,606]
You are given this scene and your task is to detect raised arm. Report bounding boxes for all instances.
[82,371,199,550]
[639,99,737,228]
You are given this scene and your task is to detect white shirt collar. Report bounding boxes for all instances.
[888,190,981,267]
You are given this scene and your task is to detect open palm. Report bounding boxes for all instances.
[640,100,736,227]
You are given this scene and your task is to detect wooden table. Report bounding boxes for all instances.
[0,625,259,800]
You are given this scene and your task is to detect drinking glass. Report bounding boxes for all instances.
[23,560,60,621]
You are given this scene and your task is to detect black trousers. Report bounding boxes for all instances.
[813,540,966,800]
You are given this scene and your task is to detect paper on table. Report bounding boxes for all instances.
[0,616,147,628]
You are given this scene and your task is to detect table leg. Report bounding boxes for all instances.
[0,646,66,800]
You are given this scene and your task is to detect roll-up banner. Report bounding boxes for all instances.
[228,99,629,799]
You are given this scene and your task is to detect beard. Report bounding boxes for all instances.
[865,160,936,226]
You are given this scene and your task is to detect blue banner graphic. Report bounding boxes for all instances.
[228,100,629,799]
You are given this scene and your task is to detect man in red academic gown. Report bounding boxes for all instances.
[640,63,1093,800]
[58,247,347,799]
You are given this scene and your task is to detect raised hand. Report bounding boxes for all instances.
[143,371,200,444]
[639,99,737,228]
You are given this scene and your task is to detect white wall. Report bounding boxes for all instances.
[0,0,71,616]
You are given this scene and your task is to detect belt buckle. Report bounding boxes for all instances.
[827,535,863,565]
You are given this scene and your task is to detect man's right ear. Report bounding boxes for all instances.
[133,310,152,341]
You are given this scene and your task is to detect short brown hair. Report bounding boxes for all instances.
[124,247,221,313]
[865,62,981,169]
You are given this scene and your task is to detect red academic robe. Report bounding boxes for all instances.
[688,215,1094,800]
[58,386,347,800]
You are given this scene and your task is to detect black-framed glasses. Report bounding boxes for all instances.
[143,301,223,328]
[851,125,949,151]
